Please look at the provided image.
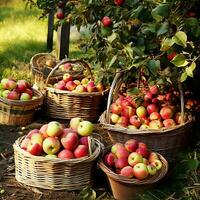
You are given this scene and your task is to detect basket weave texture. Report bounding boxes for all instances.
[44,59,108,121]
[0,89,43,125]
[13,136,103,190]
[99,72,193,161]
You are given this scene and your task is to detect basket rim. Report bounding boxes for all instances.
[0,89,44,106]
[99,111,194,135]
[98,150,168,185]
[13,135,103,164]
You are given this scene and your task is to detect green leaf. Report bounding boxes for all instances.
[160,38,174,51]
[157,22,169,36]
[187,159,199,170]
[108,55,117,68]
[172,31,187,47]
[148,60,160,75]
[185,62,196,77]
[152,4,169,22]
[171,54,188,67]
[124,44,133,58]
[180,72,187,82]
[127,87,140,96]
[107,33,117,43]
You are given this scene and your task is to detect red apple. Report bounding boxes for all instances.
[74,145,88,158]
[129,115,141,128]
[121,106,135,118]
[39,124,49,139]
[63,63,72,70]
[27,140,42,156]
[86,81,96,93]
[63,73,73,83]
[160,106,173,120]
[136,147,150,158]
[65,81,77,91]
[61,131,79,150]
[110,103,122,115]
[140,117,150,125]
[125,139,138,152]
[167,52,176,61]
[75,85,87,93]
[30,133,43,144]
[115,157,129,169]
[54,82,66,90]
[115,146,129,159]
[102,16,112,27]
[103,152,116,167]
[163,119,176,128]
[114,0,125,6]
[20,137,31,150]
[147,104,159,115]
[120,99,132,109]
[136,106,147,118]
[111,143,124,154]
[42,137,61,155]
[149,120,163,129]
[138,142,148,149]
[133,163,149,180]
[144,92,153,101]
[148,152,159,163]
[149,85,159,95]
[58,149,74,159]
[128,152,143,167]
[117,116,129,127]
[17,80,28,92]
[149,112,161,121]
[56,9,64,19]
[120,166,134,178]
[79,136,89,147]
[115,96,124,105]
[7,79,17,91]
[7,90,19,100]
[26,129,40,139]
[25,88,33,97]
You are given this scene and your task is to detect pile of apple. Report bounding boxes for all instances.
[103,139,163,180]
[20,118,94,159]
[53,73,104,93]
[0,78,37,101]
[110,85,188,129]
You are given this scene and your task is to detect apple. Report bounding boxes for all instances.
[120,166,134,178]
[144,92,153,101]
[42,137,61,155]
[74,145,88,158]
[136,106,147,118]
[27,140,42,156]
[115,96,124,105]
[26,129,40,139]
[148,152,159,163]
[1,78,9,89]
[151,159,163,170]
[129,115,141,128]
[2,90,10,98]
[96,83,104,92]
[136,147,150,158]
[163,119,176,128]
[147,104,159,115]
[63,63,72,70]
[17,80,28,92]
[63,73,72,83]
[56,9,64,19]
[20,137,31,150]
[75,85,87,93]
[114,0,125,6]
[70,117,83,131]
[149,85,159,95]
[139,124,150,129]
[58,149,74,159]
[102,16,112,27]
[61,131,79,150]
[138,142,148,149]
[128,152,143,167]
[152,98,158,104]
[160,106,173,120]
[65,81,77,91]
[81,78,89,86]
[121,106,135,118]
[79,136,89,147]
[125,139,138,152]
[110,113,120,124]
[24,88,33,97]
[7,90,19,100]
[120,99,132,109]
[86,81,96,93]
[111,143,124,154]
[77,120,94,136]
[103,152,116,167]
[140,117,150,125]
[46,121,63,137]
[31,133,43,144]
[110,103,122,115]
[167,52,176,61]
[39,124,49,139]
[74,80,81,86]
[175,112,187,124]
[147,164,157,175]
[54,82,66,90]
[149,120,163,129]
[117,116,129,127]
[127,125,138,130]
[149,112,161,121]
[143,158,149,165]
[7,79,17,90]
[115,146,129,159]
[45,154,57,158]
[133,163,149,180]
[115,158,129,169]
[20,93,31,101]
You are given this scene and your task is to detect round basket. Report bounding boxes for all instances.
[99,72,194,161]
[98,149,168,200]
[0,89,43,126]
[44,59,109,121]
[13,136,103,190]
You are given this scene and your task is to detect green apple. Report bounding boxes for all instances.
[133,163,149,180]
[77,120,94,136]
[147,164,157,175]
[42,137,61,155]
[69,117,83,131]
[46,121,63,137]
[45,154,57,158]
[2,90,10,98]
[151,159,163,170]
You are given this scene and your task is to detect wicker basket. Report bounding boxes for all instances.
[99,72,193,161]
[98,149,168,200]
[31,53,84,90]
[13,136,103,190]
[0,89,43,126]
[44,59,108,121]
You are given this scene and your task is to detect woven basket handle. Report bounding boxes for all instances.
[45,59,94,86]
[106,72,123,123]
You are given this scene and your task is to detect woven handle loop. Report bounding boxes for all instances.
[45,59,94,86]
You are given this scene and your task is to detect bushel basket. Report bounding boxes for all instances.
[99,72,193,161]
[0,89,43,125]
[13,136,102,190]
[44,59,108,121]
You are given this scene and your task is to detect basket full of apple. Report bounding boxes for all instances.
[98,139,168,200]
[100,72,193,161]
[44,59,108,121]
[0,78,43,125]
[13,118,103,190]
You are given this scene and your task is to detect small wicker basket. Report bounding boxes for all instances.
[44,59,108,121]
[98,149,168,200]
[0,89,43,126]
[99,72,193,161]
[13,136,103,190]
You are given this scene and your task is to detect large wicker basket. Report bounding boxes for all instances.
[44,59,108,121]
[99,72,193,161]
[13,136,103,190]
[0,89,43,125]
[98,148,168,200]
